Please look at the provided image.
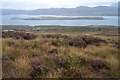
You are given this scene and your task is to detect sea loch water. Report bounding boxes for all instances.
[1,15,118,26]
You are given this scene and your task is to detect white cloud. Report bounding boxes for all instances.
[1,0,119,3]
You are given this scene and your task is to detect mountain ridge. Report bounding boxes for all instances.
[1,5,118,16]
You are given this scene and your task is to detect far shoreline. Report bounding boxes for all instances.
[0,25,118,27]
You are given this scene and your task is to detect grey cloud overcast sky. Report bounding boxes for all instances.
[1,0,119,10]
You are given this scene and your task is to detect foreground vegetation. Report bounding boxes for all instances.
[2,26,119,78]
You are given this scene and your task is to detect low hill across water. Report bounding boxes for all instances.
[1,5,118,16]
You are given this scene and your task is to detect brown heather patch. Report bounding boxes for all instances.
[2,32,37,40]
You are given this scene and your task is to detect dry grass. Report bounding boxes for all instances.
[2,31,119,78]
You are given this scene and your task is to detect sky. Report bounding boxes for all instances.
[1,0,119,10]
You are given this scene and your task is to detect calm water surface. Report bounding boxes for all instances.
[1,15,118,26]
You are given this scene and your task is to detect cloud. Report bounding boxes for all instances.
[1,0,119,3]
[1,0,119,10]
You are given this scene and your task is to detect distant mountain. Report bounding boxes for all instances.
[1,9,30,15]
[1,5,118,16]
